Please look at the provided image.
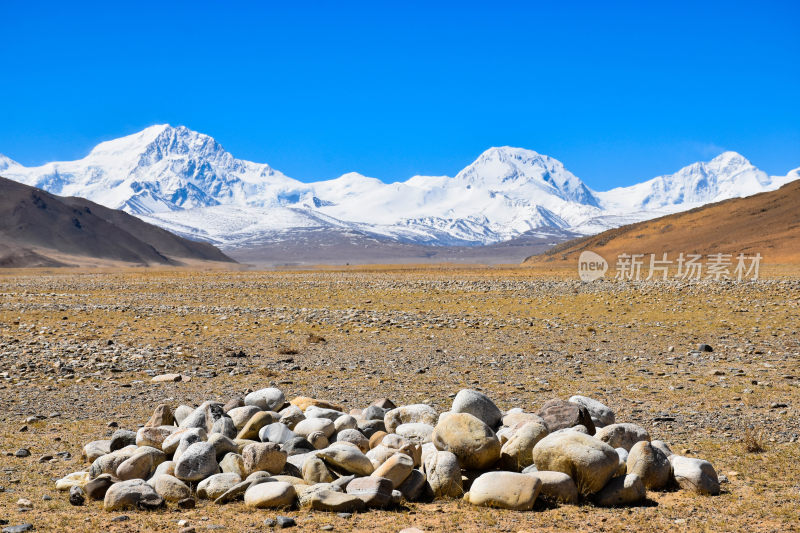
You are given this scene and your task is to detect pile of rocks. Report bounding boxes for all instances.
[55,388,720,513]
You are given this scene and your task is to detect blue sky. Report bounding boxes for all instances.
[1,1,798,189]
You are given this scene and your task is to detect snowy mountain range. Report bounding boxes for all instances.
[1,125,797,249]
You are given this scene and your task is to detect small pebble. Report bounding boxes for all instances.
[276,516,296,528]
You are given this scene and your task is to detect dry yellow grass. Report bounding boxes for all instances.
[0,265,798,532]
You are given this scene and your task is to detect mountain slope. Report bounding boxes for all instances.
[526,180,800,265]
[1,125,797,250]
[0,176,235,267]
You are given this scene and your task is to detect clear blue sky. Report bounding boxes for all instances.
[1,1,798,188]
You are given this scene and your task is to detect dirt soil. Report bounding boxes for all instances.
[0,265,798,532]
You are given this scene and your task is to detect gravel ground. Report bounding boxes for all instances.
[0,267,798,532]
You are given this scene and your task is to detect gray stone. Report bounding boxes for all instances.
[281,437,315,456]
[245,388,286,411]
[85,474,114,500]
[335,428,370,453]
[362,405,388,421]
[346,476,393,508]
[669,455,720,495]
[211,417,237,439]
[595,423,650,452]
[317,446,374,476]
[174,442,218,482]
[424,450,462,498]
[397,468,427,501]
[308,490,366,512]
[451,389,502,428]
[536,399,596,435]
[594,474,646,506]
[259,423,297,445]
[103,479,164,511]
[568,395,615,427]
[69,485,85,506]
[109,430,137,451]
[228,406,263,430]
[384,404,438,433]
[197,473,241,500]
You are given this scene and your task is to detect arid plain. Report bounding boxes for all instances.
[0,265,798,532]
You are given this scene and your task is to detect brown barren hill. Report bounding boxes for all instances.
[0,176,235,267]
[525,180,800,266]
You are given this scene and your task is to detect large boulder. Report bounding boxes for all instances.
[162,428,206,455]
[237,411,278,441]
[174,442,218,482]
[294,417,336,439]
[116,451,153,481]
[397,469,428,501]
[145,404,175,428]
[384,404,438,433]
[245,388,286,411]
[228,406,263,430]
[83,440,111,462]
[180,401,226,433]
[243,481,296,508]
[626,441,671,490]
[568,395,615,428]
[346,476,393,508]
[595,423,650,452]
[335,429,370,453]
[136,426,178,449]
[432,413,501,470]
[103,479,164,511]
[536,399,596,435]
[152,474,192,502]
[530,471,579,504]
[669,455,720,495]
[451,389,502,428]
[464,471,541,510]
[89,446,138,478]
[499,420,549,471]
[594,474,646,506]
[531,432,619,495]
[302,455,335,484]
[242,442,287,475]
[317,446,374,476]
[423,450,462,498]
[307,489,366,512]
[259,423,297,445]
[197,473,241,500]
[371,452,414,488]
[395,423,435,444]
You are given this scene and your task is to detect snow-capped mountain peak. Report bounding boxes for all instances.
[0,153,19,172]
[455,146,599,207]
[597,150,776,212]
[1,125,797,248]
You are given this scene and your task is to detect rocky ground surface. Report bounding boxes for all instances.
[0,267,798,532]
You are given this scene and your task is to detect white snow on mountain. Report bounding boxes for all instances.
[1,125,797,247]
